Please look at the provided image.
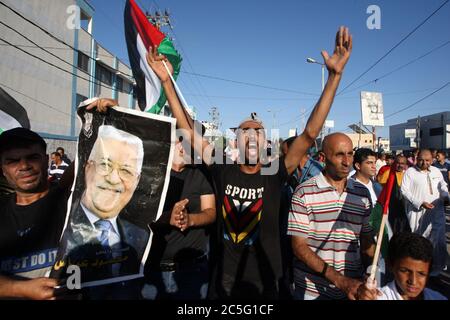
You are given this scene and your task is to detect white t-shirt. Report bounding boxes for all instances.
[378,280,447,300]
[354,177,378,208]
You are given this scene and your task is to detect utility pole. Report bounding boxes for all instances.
[416,115,421,149]
[146,9,173,30]
[441,113,445,149]
[267,108,282,132]
[358,121,362,148]
[209,106,221,142]
[372,126,376,151]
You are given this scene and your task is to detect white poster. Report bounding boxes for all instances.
[404,129,416,139]
[51,103,175,288]
[360,91,384,127]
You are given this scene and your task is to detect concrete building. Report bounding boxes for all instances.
[345,133,374,150]
[378,137,390,152]
[390,112,450,152]
[0,0,137,159]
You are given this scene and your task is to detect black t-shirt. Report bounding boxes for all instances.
[0,185,69,279]
[208,158,288,298]
[147,165,214,265]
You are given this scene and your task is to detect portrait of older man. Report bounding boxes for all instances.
[55,125,150,284]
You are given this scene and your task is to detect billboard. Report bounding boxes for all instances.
[360,91,384,127]
[404,129,416,139]
[324,120,335,128]
[447,124,450,149]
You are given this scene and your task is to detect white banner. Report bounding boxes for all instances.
[405,129,416,139]
[360,91,384,127]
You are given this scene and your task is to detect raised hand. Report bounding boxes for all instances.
[321,26,352,76]
[146,46,173,84]
[85,98,118,113]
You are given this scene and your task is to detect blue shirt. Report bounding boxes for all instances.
[299,158,324,185]
[432,161,450,185]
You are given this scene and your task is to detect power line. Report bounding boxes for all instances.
[0,20,98,87]
[338,39,450,96]
[152,0,216,110]
[0,0,134,78]
[181,71,319,96]
[148,0,211,109]
[185,86,445,101]
[385,81,450,119]
[2,0,320,106]
[277,85,447,129]
[337,0,450,96]
[278,105,315,127]
[0,43,125,60]
[0,18,138,93]
[119,0,213,110]
[0,36,120,93]
[184,93,319,101]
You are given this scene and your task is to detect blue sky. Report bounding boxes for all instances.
[89,0,450,139]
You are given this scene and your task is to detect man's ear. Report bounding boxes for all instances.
[354,162,361,171]
[319,151,326,161]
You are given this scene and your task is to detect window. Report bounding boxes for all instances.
[80,10,92,34]
[430,127,443,136]
[95,63,112,86]
[117,77,133,94]
[117,76,123,92]
[77,52,90,73]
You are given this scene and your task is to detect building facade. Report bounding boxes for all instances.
[345,133,374,150]
[389,112,450,152]
[0,0,137,159]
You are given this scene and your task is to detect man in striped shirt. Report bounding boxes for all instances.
[288,133,375,300]
[48,152,69,182]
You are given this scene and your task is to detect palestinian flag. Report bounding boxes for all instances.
[0,87,30,134]
[369,164,397,258]
[124,0,182,114]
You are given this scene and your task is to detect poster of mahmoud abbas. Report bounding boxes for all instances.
[50,99,175,287]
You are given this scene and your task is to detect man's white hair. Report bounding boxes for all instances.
[89,125,144,173]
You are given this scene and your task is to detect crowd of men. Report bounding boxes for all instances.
[0,26,449,301]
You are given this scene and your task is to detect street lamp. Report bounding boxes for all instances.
[306,57,325,92]
[307,57,326,147]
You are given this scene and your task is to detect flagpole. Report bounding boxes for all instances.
[162,60,190,110]
[369,211,389,282]
[368,163,396,283]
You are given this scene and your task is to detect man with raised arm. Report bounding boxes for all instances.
[145,26,352,299]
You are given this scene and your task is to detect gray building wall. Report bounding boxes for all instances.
[389,111,450,151]
[0,0,137,157]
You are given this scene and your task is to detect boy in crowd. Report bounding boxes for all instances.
[357,232,447,300]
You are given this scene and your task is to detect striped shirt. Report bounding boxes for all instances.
[49,161,69,181]
[287,172,373,299]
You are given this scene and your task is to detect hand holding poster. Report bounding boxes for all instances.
[51,99,175,288]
